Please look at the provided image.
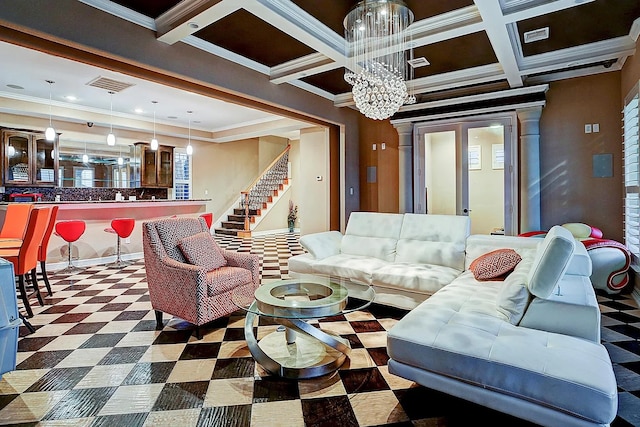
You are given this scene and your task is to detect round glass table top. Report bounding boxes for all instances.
[232,275,375,320]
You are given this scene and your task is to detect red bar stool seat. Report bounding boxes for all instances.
[54,220,86,274]
[105,218,135,268]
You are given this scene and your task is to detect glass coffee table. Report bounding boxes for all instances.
[232,274,375,379]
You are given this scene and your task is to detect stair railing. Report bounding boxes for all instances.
[240,145,291,232]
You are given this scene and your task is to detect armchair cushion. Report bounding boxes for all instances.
[178,232,227,271]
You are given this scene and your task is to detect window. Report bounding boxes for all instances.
[173,149,191,200]
[73,167,94,188]
[624,83,640,262]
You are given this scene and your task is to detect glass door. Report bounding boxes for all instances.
[413,113,517,235]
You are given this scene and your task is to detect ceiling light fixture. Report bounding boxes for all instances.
[151,101,159,151]
[186,111,193,156]
[45,80,56,141]
[107,91,116,146]
[344,0,416,120]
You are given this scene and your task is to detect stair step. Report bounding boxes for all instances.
[222,221,246,230]
[214,228,238,236]
[228,214,249,222]
[234,208,260,216]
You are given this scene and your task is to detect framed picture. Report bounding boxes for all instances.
[492,144,504,169]
[468,145,481,170]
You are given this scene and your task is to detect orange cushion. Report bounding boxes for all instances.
[470,249,522,281]
[178,232,227,271]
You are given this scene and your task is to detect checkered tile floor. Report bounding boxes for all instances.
[1,232,640,426]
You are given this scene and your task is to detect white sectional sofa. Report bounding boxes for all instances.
[287,212,618,426]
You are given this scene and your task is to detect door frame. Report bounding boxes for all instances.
[412,112,518,235]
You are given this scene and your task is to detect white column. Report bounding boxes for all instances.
[517,107,543,232]
[394,123,414,213]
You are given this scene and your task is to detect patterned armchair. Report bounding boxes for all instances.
[142,217,260,338]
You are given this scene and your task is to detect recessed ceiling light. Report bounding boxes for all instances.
[167,116,178,119]
[408,57,430,68]
[6,84,23,90]
[193,120,201,124]
[65,95,77,101]
[188,22,199,29]
[134,108,144,114]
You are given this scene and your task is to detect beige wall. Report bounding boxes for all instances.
[468,128,504,235]
[298,128,329,234]
[427,132,456,215]
[190,138,259,223]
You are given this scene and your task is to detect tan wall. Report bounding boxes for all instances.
[539,72,623,241]
[427,132,457,215]
[258,136,289,172]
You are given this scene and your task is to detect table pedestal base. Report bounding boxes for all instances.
[244,311,351,379]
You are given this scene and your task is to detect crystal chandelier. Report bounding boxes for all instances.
[344,0,416,120]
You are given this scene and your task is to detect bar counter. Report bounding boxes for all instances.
[1,199,210,266]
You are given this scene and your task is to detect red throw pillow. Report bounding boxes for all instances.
[470,249,522,281]
[178,232,227,271]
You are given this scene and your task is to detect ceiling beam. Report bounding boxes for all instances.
[473,0,523,88]
[156,0,241,45]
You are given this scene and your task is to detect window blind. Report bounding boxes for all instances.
[173,150,191,200]
[624,84,640,261]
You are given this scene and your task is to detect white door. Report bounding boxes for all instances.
[413,113,517,235]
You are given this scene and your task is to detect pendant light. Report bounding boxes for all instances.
[45,80,56,141]
[151,100,159,150]
[107,91,116,146]
[82,142,88,163]
[7,144,15,157]
[186,110,193,156]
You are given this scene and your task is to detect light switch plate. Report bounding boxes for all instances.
[593,123,600,133]
[585,124,592,133]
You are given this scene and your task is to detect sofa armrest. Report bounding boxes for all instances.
[299,231,343,260]
[223,250,261,286]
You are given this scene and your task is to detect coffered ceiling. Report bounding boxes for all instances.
[99,0,640,106]
[0,0,639,142]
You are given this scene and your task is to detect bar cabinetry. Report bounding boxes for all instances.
[132,142,173,188]
[1,129,58,186]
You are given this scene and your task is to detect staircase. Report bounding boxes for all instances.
[214,146,290,237]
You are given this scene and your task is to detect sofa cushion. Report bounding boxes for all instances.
[178,232,227,270]
[469,249,521,281]
[527,225,575,299]
[314,254,388,284]
[372,263,462,295]
[495,257,533,324]
[341,236,398,262]
[396,213,470,270]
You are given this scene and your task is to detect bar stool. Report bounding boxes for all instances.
[105,218,135,268]
[36,206,59,296]
[199,213,213,229]
[54,220,86,274]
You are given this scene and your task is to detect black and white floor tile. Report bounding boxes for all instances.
[0,232,639,426]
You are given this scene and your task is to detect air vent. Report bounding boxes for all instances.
[408,57,430,68]
[524,27,549,43]
[86,76,134,92]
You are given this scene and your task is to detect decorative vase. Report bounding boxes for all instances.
[288,220,295,232]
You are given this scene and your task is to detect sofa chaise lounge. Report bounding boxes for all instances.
[288,212,617,426]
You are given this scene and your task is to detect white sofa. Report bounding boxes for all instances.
[288,212,618,426]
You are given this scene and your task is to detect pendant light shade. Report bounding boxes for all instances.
[186,110,193,156]
[107,91,116,146]
[45,80,56,141]
[151,100,159,150]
